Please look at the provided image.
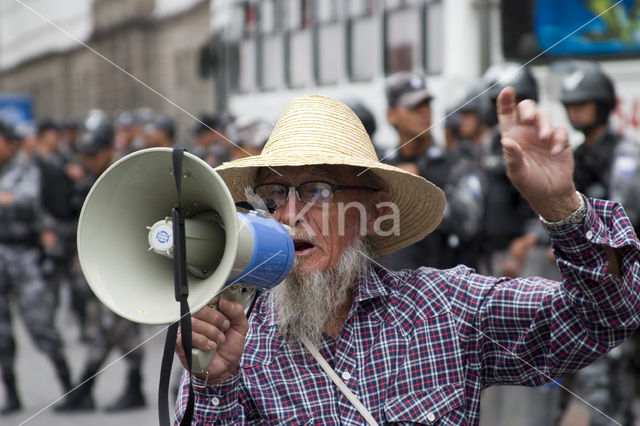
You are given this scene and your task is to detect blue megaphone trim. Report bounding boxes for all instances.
[227,212,294,290]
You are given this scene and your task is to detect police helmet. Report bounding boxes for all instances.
[457,86,489,114]
[559,62,616,109]
[146,114,176,141]
[483,61,538,103]
[77,109,114,155]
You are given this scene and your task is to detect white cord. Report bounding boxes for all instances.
[300,335,379,426]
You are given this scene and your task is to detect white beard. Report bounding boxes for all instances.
[269,238,369,344]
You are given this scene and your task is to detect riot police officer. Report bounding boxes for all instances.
[56,111,147,412]
[451,85,492,167]
[143,114,176,148]
[378,71,483,270]
[558,60,637,426]
[191,112,233,167]
[0,121,72,414]
[479,61,539,276]
[478,61,565,426]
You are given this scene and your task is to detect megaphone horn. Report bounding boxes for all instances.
[77,148,294,370]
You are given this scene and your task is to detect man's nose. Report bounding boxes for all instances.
[277,188,305,225]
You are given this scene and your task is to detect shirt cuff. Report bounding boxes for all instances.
[176,369,242,424]
[542,195,640,266]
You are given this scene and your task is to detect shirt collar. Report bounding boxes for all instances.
[354,264,389,303]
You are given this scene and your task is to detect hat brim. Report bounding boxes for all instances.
[215,154,445,257]
[397,90,433,109]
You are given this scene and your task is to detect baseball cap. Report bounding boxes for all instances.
[385,71,433,108]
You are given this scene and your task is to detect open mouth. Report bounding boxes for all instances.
[293,239,315,255]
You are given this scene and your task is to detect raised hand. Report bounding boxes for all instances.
[497,86,581,221]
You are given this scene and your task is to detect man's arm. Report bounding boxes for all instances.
[471,195,640,386]
[497,87,624,274]
[465,89,640,386]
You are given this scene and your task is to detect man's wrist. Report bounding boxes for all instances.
[539,191,586,227]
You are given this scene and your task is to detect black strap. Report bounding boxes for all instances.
[159,148,195,425]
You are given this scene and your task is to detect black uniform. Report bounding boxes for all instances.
[378,144,483,270]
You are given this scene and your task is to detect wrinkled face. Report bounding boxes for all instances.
[254,165,384,275]
[566,101,597,130]
[387,100,432,138]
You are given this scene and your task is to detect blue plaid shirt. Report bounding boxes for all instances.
[176,197,640,425]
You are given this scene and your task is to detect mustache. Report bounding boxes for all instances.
[289,227,320,246]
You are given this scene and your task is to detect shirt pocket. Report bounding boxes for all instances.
[383,383,465,425]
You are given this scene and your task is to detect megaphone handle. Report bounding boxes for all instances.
[191,283,258,374]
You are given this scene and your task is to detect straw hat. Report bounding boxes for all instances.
[215,95,445,257]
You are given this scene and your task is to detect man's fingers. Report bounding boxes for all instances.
[218,298,250,335]
[535,109,552,142]
[550,125,570,155]
[516,99,537,124]
[501,136,524,175]
[193,302,231,331]
[192,317,227,350]
[496,86,517,132]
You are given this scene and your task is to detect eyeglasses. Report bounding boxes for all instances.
[253,181,379,208]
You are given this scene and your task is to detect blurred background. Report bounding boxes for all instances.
[1,0,639,149]
[2,1,640,425]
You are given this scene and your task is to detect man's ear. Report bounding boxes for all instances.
[366,190,391,236]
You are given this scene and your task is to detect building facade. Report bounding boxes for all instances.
[0,0,215,144]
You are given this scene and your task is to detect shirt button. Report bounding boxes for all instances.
[341,371,351,381]
[586,230,594,240]
[427,412,435,422]
[211,397,220,406]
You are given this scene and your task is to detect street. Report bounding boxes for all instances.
[2,290,180,426]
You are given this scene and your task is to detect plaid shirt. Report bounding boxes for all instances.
[176,197,640,425]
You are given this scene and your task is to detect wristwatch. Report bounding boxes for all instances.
[539,192,586,227]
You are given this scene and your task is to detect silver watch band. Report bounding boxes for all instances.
[539,191,586,227]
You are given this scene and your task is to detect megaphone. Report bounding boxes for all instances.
[77,148,294,371]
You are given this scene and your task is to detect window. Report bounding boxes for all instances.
[285,0,314,88]
[258,0,284,90]
[384,5,421,73]
[229,2,259,93]
[316,0,343,85]
[347,0,380,81]
[423,0,442,74]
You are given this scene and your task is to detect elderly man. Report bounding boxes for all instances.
[174,89,640,425]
